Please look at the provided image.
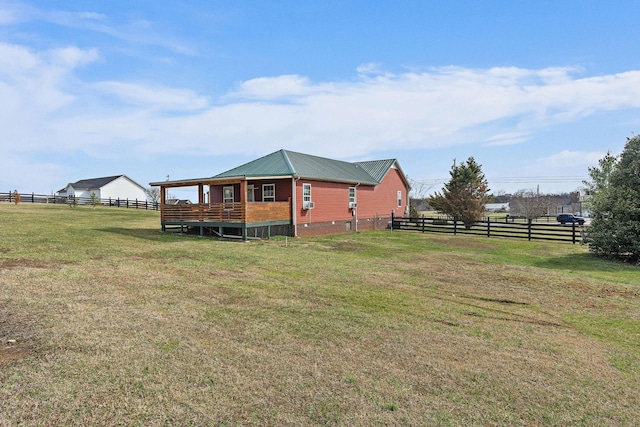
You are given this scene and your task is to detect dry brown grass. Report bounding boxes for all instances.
[0,204,638,426]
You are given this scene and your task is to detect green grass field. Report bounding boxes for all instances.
[1,204,638,426]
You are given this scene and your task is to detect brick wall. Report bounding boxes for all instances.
[296,215,391,237]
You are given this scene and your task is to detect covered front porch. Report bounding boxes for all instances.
[155,177,293,240]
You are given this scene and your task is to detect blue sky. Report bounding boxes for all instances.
[2,1,640,198]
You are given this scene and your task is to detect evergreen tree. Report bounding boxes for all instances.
[585,135,640,262]
[428,157,490,228]
[582,151,617,213]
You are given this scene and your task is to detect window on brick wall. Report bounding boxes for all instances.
[303,183,313,209]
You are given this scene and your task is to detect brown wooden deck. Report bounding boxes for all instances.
[161,201,291,224]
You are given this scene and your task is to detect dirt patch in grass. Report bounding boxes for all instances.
[0,309,40,365]
[599,287,640,298]
[0,258,72,270]
[435,236,496,251]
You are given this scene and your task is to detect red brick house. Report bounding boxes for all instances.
[150,149,410,240]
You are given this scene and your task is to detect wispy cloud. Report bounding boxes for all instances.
[0,42,98,152]
[538,150,606,168]
[95,81,209,111]
[484,132,530,147]
[0,1,197,55]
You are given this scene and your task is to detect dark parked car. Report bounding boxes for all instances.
[556,213,585,225]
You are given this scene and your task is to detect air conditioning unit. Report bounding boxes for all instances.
[349,202,357,209]
[304,201,315,210]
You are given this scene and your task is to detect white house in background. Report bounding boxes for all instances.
[485,203,510,212]
[57,175,147,201]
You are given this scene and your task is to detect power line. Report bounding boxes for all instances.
[416,176,586,185]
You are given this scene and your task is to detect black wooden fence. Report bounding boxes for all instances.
[391,213,585,244]
[0,191,159,211]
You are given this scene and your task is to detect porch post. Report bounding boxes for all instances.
[291,178,298,237]
[239,180,247,224]
[198,184,204,204]
[160,186,166,229]
[198,183,204,222]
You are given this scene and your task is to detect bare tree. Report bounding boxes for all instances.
[408,176,437,215]
[408,177,436,201]
[145,187,161,205]
[510,189,546,220]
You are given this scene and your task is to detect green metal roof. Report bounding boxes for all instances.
[214,150,294,177]
[354,159,397,183]
[213,149,398,185]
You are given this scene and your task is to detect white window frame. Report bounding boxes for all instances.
[303,183,312,206]
[223,186,235,210]
[247,185,255,202]
[349,187,356,205]
[262,184,275,202]
[397,190,402,207]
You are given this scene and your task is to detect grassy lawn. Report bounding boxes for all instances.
[1,204,638,426]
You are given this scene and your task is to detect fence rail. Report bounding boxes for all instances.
[0,191,158,211]
[391,215,585,244]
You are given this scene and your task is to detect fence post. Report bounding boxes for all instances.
[487,220,491,237]
[453,218,457,235]
[31,192,35,203]
[528,219,532,241]
[391,211,394,231]
[422,216,425,233]
[572,222,576,244]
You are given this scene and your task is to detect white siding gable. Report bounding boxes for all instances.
[101,176,147,201]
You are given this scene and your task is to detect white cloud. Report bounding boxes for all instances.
[95,81,209,111]
[0,43,99,154]
[484,132,529,147]
[0,1,33,25]
[357,62,384,76]
[538,150,606,168]
[230,75,316,100]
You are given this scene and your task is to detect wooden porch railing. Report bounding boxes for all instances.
[161,201,290,223]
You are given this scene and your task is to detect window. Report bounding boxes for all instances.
[223,186,234,209]
[397,190,402,207]
[263,184,275,202]
[349,187,356,207]
[247,185,255,202]
[303,184,312,204]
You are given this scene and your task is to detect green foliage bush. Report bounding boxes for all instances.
[585,135,640,262]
